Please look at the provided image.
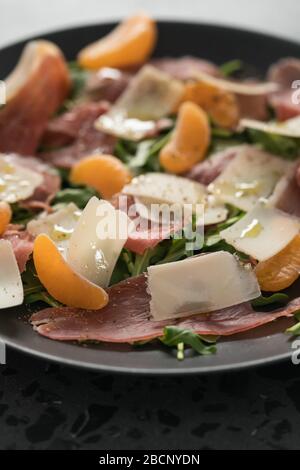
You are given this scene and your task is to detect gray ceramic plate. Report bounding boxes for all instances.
[0,21,299,374]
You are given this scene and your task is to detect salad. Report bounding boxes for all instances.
[1,13,300,361]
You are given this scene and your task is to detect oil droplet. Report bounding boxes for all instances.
[3,163,15,174]
[51,224,74,241]
[234,180,261,198]
[240,219,263,238]
[211,180,262,199]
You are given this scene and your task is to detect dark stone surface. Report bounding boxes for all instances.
[1,349,300,449]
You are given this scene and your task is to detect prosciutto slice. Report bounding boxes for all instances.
[269,164,300,218]
[267,58,300,120]
[236,91,269,121]
[185,147,237,185]
[0,41,70,155]
[2,226,34,272]
[125,220,179,255]
[40,120,116,168]
[30,274,300,342]
[85,67,133,103]
[150,56,220,80]
[41,101,110,148]
[112,194,184,255]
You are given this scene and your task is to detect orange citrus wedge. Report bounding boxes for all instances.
[180,81,240,129]
[33,234,109,309]
[160,101,210,174]
[255,234,300,292]
[78,13,157,70]
[70,154,132,199]
[0,202,12,235]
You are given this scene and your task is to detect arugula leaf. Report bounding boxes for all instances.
[112,229,195,281]
[121,249,135,276]
[132,243,167,276]
[211,127,234,138]
[25,292,61,308]
[57,167,71,186]
[110,203,245,283]
[203,208,245,252]
[114,139,135,163]
[157,237,190,265]
[286,311,300,336]
[22,260,61,307]
[111,245,170,284]
[127,140,156,169]
[114,204,245,279]
[109,249,134,285]
[145,131,172,158]
[252,293,289,309]
[160,326,217,360]
[248,129,300,160]
[114,233,192,280]
[52,186,98,209]
[11,204,35,225]
[204,232,222,248]
[58,62,87,113]
[210,133,246,154]
[132,250,154,276]
[115,132,172,173]
[220,59,243,77]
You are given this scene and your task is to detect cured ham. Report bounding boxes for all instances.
[267,58,300,120]
[0,41,70,155]
[85,67,133,103]
[269,163,300,218]
[268,58,300,88]
[236,91,269,121]
[40,120,116,168]
[269,90,300,121]
[125,219,179,255]
[185,147,236,185]
[296,164,300,188]
[150,56,220,80]
[30,274,300,342]
[41,101,110,148]
[112,194,183,255]
[2,227,34,272]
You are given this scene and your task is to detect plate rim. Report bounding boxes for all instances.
[0,334,293,376]
[0,18,299,54]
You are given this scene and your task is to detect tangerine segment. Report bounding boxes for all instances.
[181,81,240,129]
[78,13,157,70]
[33,234,108,309]
[0,202,12,235]
[255,234,300,292]
[160,101,210,174]
[70,154,132,199]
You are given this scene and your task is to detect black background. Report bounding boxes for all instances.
[1,348,300,450]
